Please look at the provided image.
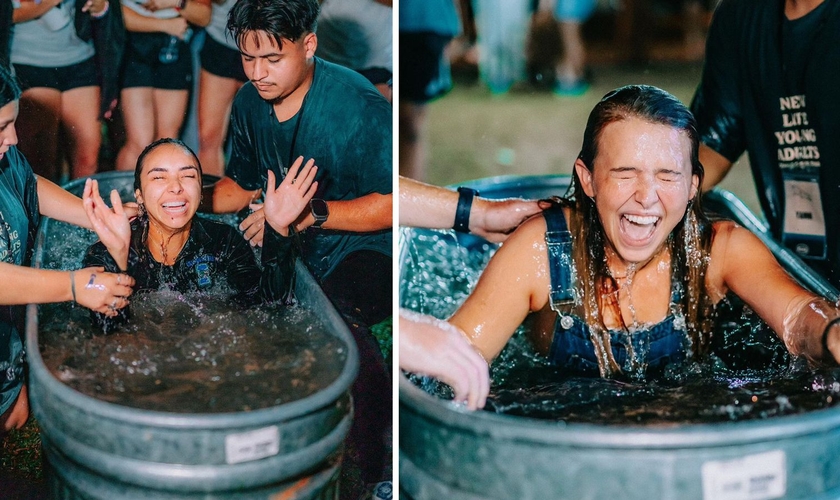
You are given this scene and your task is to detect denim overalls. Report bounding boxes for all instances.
[543,206,688,376]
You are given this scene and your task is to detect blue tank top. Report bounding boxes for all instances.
[543,205,688,376]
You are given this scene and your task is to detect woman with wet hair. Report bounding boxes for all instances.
[447,85,840,386]
[82,138,316,332]
[0,65,134,433]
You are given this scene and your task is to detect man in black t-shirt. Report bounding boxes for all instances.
[691,0,840,287]
[210,0,393,494]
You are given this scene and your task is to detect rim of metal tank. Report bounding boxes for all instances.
[400,371,840,449]
[24,172,360,429]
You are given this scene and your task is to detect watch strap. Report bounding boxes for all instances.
[454,187,478,233]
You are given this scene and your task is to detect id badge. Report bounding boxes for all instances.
[782,173,827,260]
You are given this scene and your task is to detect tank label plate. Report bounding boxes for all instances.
[225,426,281,464]
[701,449,786,500]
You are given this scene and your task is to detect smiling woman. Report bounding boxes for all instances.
[81,138,314,332]
[446,85,840,381]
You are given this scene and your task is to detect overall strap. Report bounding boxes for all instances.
[543,204,575,311]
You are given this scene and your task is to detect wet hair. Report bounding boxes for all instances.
[0,64,21,109]
[566,85,714,364]
[226,0,319,51]
[134,137,202,192]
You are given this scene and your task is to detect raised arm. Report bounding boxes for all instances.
[448,216,552,361]
[712,221,840,364]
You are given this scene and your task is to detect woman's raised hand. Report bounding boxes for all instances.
[83,179,131,270]
[72,267,135,318]
[263,156,319,236]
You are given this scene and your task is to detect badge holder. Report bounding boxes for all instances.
[781,169,827,260]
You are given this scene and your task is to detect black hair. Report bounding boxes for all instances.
[227,0,319,50]
[134,138,202,192]
[0,64,21,109]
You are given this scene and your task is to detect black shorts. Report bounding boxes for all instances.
[13,57,98,92]
[399,31,452,103]
[121,32,192,90]
[200,35,247,82]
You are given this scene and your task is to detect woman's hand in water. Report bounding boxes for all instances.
[73,267,135,317]
[83,179,131,271]
[263,157,319,237]
[399,310,490,411]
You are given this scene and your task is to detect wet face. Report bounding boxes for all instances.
[135,143,202,235]
[239,30,316,103]
[575,117,699,266]
[0,100,19,162]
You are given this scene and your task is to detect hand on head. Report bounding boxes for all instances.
[73,267,135,318]
[263,156,319,237]
[399,310,490,410]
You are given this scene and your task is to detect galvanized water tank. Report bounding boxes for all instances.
[399,174,840,500]
[26,172,359,499]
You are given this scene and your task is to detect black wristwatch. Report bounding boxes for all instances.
[310,198,329,228]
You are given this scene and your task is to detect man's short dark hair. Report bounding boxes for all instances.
[227,0,320,50]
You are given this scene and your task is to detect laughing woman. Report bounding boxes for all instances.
[447,85,840,387]
[83,138,317,332]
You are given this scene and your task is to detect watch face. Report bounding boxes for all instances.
[311,199,328,218]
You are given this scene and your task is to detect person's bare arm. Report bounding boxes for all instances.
[12,0,61,23]
[449,216,551,361]
[399,176,545,243]
[699,143,734,192]
[141,0,210,26]
[121,6,189,35]
[211,176,261,213]
[713,221,839,363]
[37,176,92,229]
[295,192,392,232]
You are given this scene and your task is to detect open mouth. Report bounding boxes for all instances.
[620,213,661,243]
[161,201,188,215]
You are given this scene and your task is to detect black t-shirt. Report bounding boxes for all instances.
[0,146,40,414]
[691,0,840,286]
[226,57,392,281]
[83,216,295,332]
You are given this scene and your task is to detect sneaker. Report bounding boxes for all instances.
[553,77,590,97]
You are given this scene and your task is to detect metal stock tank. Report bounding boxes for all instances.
[26,172,359,499]
[399,174,840,500]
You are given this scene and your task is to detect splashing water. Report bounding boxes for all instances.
[36,215,343,414]
[401,228,840,425]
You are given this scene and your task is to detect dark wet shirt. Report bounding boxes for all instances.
[0,147,40,414]
[690,0,840,285]
[226,56,392,281]
[543,206,688,376]
[83,216,294,333]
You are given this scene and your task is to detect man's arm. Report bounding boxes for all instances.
[296,192,392,232]
[699,143,735,192]
[210,176,261,214]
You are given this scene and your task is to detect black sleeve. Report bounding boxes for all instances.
[218,225,263,307]
[81,242,130,334]
[689,0,748,162]
[225,86,264,191]
[260,226,299,305]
